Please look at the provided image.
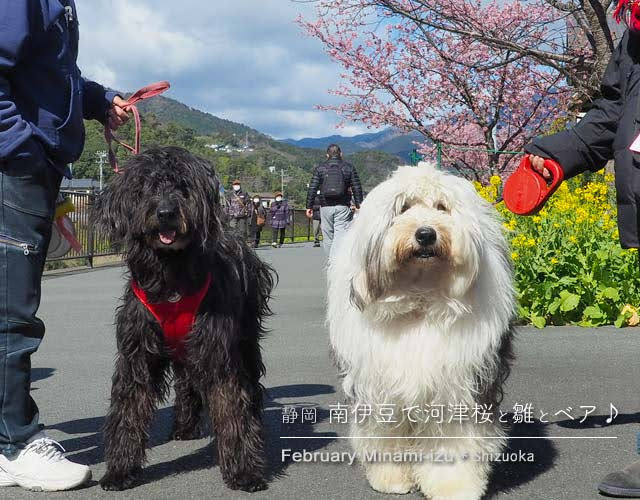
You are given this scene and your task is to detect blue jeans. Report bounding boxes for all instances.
[0,152,61,455]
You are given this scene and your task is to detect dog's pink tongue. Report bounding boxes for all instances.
[159,230,176,245]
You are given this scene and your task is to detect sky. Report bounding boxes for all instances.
[75,0,372,140]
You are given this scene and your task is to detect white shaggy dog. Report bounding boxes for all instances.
[328,164,516,500]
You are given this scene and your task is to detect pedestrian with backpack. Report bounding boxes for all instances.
[311,190,324,247]
[305,144,363,257]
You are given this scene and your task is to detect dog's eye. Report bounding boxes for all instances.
[400,202,410,214]
[435,202,448,212]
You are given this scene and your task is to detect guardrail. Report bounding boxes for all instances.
[47,192,319,266]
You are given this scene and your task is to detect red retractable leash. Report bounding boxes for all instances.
[104,81,171,172]
[503,155,564,215]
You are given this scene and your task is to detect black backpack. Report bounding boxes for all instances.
[321,161,346,198]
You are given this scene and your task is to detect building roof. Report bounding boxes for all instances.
[60,178,100,190]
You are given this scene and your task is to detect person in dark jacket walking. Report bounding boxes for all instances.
[249,195,267,247]
[305,144,363,257]
[0,0,128,491]
[524,10,640,496]
[311,190,324,247]
[225,180,250,239]
[270,192,290,247]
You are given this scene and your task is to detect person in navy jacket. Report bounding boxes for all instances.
[0,0,128,491]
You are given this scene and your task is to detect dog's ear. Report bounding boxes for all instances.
[347,197,393,311]
[91,175,129,245]
[448,227,481,298]
[349,272,370,311]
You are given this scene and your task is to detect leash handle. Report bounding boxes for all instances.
[503,155,564,215]
[104,81,170,173]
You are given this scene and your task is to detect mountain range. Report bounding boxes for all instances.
[281,128,425,160]
[77,92,407,203]
[135,94,269,146]
[134,92,424,161]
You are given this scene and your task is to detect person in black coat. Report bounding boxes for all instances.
[524,15,640,496]
[248,195,267,248]
[305,144,363,257]
[311,191,324,247]
[526,29,640,249]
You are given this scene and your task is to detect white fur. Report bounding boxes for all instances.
[328,164,516,499]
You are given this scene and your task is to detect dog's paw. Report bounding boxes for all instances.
[172,427,202,441]
[99,468,142,491]
[366,463,414,494]
[225,476,268,492]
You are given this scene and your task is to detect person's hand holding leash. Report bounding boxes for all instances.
[306,208,313,219]
[529,154,552,181]
[108,96,130,130]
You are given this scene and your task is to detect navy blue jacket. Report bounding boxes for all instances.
[0,0,116,173]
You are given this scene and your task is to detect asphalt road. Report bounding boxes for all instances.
[5,243,640,499]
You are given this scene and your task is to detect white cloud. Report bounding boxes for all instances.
[74,0,377,139]
[214,107,373,140]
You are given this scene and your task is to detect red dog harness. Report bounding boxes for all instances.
[131,274,211,359]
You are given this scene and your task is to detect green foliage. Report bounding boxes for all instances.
[477,172,640,327]
[76,108,403,205]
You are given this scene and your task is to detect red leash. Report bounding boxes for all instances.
[105,81,170,172]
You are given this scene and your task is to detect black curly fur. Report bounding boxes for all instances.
[93,147,275,492]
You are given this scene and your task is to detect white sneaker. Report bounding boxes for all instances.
[0,469,17,487]
[0,432,91,491]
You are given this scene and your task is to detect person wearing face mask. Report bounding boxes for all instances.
[522,4,640,497]
[225,180,250,240]
[249,195,267,248]
[269,192,289,248]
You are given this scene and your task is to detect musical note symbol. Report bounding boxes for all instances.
[605,403,618,424]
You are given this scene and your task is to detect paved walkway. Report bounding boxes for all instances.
[6,244,640,499]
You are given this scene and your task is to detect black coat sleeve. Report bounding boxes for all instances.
[524,36,624,179]
[306,166,322,209]
[347,163,364,207]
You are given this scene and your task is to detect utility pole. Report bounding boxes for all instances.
[281,168,285,195]
[96,150,107,191]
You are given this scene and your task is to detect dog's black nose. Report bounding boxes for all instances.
[415,227,437,246]
[157,206,177,221]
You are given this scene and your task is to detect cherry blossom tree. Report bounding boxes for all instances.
[369,0,618,102]
[298,0,601,179]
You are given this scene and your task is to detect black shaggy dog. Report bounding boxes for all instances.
[93,146,275,492]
